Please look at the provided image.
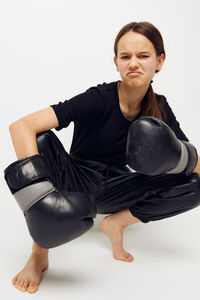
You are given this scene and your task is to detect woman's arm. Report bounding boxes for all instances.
[193,156,200,174]
[9,107,59,160]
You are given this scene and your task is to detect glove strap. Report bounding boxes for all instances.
[167,140,198,176]
[181,141,198,176]
[14,181,56,214]
[166,141,188,174]
[4,155,55,193]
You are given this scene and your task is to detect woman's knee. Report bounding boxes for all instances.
[36,130,68,187]
[183,173,200,208]
[188,172,200,185]
[36,130,65,155]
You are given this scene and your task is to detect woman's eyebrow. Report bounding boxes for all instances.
[120,51,150,55]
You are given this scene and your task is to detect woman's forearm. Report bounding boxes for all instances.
[193,156,200,175]
[9,120,39,160]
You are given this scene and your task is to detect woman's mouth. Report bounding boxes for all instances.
[127,72,142,76]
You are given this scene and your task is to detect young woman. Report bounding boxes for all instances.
[6,21,200,293]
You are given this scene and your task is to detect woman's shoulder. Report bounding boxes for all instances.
[85,80,118,94]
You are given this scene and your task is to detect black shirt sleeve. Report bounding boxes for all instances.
[50,88,102,131]
[161,95,189,141]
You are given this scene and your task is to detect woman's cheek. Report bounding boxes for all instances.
[144,62,156,74]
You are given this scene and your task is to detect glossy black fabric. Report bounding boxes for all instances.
[38,130,200,224]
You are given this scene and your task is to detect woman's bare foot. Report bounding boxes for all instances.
[100,213,134,262]
[100,210,140,262]
[12,242,49,293]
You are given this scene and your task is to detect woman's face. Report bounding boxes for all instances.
[114,31,165,88]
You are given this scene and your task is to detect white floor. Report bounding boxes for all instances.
[1,196,200,300]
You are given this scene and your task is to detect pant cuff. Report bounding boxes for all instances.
[129,208,150,223]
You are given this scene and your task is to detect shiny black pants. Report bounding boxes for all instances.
[37,130,200,224]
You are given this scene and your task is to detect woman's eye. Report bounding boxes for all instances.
[121,55,149,59]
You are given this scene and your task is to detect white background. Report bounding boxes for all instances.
[0,0,200,299]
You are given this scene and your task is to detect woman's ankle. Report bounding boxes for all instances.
[109,209,141,230]
[32,242,49,255]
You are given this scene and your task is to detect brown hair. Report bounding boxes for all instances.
[114,21,166,122]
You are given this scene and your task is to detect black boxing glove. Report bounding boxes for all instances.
[126,116,198,176]
[4,154,96,248]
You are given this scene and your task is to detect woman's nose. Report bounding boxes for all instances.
[129,56,139,67]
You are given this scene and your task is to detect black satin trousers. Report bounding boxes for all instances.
[37,130,200,223]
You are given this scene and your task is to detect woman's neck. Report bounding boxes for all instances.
[118,81,149,111]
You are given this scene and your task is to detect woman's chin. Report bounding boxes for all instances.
[128,79,143,88]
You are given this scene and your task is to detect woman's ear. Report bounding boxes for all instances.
[156,53,165,72]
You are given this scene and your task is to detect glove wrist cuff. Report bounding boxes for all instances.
[14,181,56,214]
[4,154,55,194]
[181,141,198,176]
[166,141,188,174]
